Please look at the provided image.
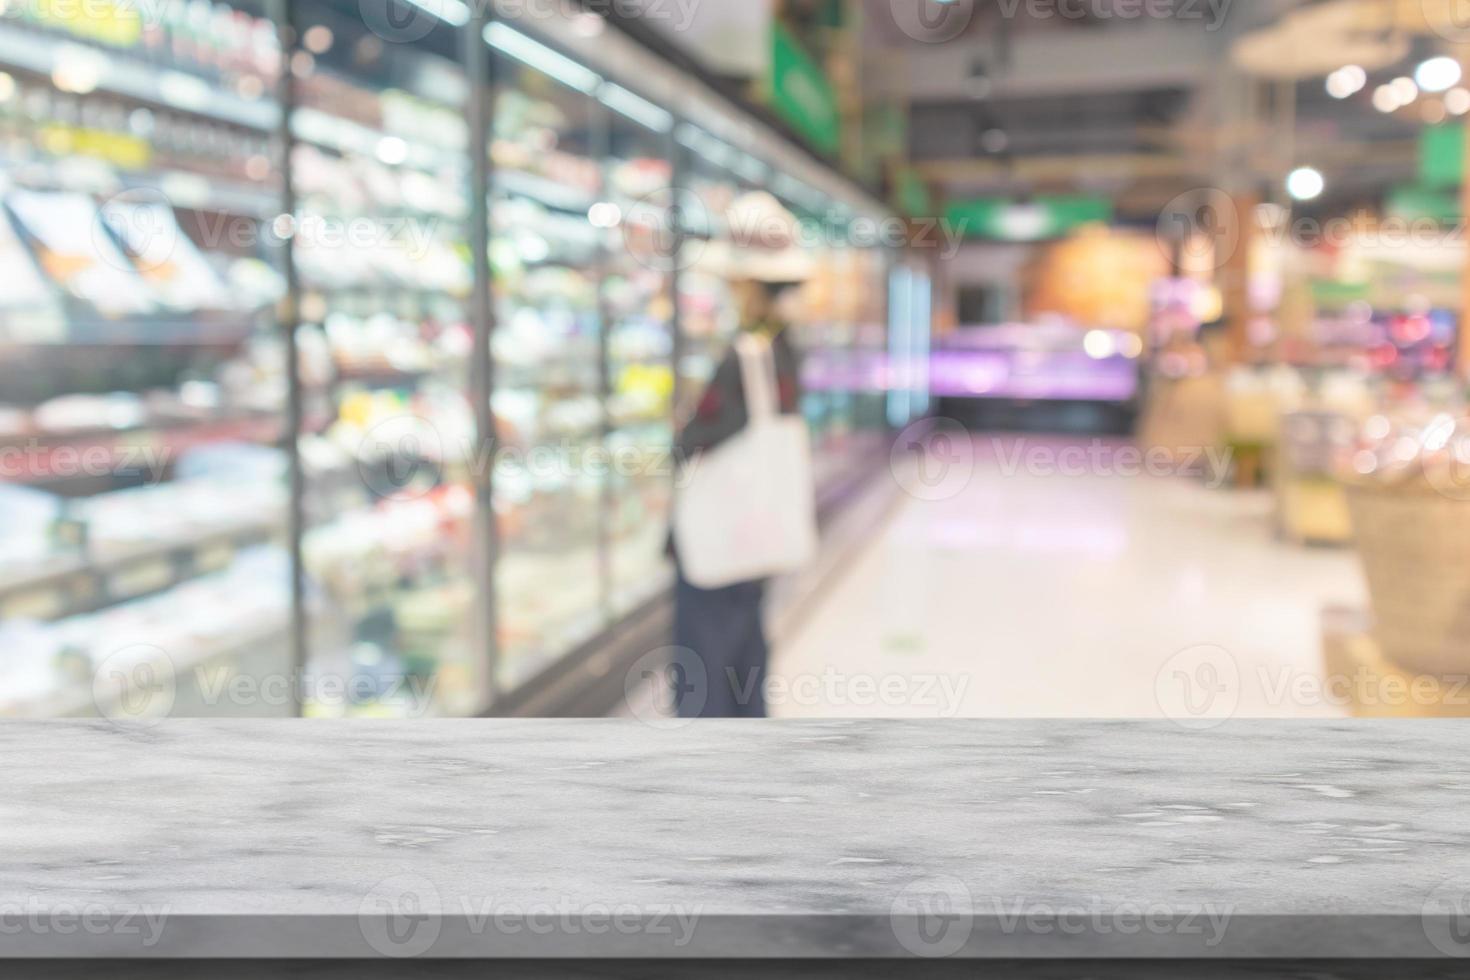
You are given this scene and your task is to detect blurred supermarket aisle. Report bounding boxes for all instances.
[772,435,1368,720]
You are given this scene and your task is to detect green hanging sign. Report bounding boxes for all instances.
[945,196,1114,240]
[1386,183,1461,224]
[894,168,933,218]
[1419,125,1465,187]
[766,23,841,156]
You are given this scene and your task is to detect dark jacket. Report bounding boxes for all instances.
[676,324,802,461]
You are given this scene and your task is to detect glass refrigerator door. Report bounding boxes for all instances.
[487,31,607,689]
[673,125,766,425]
[289,5,484,717]
[601,90,675,616]
[0,1,293,718]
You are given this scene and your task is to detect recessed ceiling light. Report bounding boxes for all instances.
[1286,166,1325,202]
[1326,65,1366,99]
[1416,56,1462,94]
[979,129,1009,153]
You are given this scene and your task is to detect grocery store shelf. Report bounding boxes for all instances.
[0,410,282,451]
[2,313,262,347]
[0,514,282,621]
[0,24,279,131]
[7,614,289,719]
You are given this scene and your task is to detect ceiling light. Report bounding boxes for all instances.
[1286,166,1325,202]
[1373,84,1400,112]
[1084,330,1117,360]
[303,25,333,54]
[1326,65,1366,99]
[588,202,622,228]
[376,137,408,165]
[571,12,605,37]
[1416,56,1462,94]
[980,129,1009,153]
[1391,76,1419,104]
[1448,87,1470,115]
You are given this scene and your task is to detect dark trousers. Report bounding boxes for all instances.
[672,572,769,718]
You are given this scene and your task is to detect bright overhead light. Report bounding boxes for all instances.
[376,136,408,166]
[1391,76,1420,104]
[1286,166,1325,202]
[599,82,673,133]
[1083,330,1117,360]
[1416,56,1462,94]
[1448,87,1470,115]
[980,128,1009,153]
[485,22,601,95]
[1373,84,1400,113]
[588,202,622,228]
[1326,65,1366,99]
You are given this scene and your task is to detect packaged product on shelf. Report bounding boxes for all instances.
[5,189,156,317]
[0,485,62,569]
[100,195,233,311]
[32,392,147,432]
[0,201,56,314]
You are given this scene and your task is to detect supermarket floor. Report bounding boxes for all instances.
[771,434,1368,720]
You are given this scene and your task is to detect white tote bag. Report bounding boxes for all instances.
[674,334,818,589]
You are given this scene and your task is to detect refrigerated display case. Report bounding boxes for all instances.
[599,86,676,618]
[0,0,907,717]
[288,4,483,717]
[487,24,609,690]
[0,0,294,718]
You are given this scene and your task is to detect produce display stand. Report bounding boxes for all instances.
[1321,606,1470,719]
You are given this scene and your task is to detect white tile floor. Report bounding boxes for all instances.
[773,435,1368,720]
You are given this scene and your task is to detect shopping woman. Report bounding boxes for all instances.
[670,262,810,719]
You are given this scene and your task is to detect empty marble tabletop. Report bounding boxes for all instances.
[2,720,1469,960]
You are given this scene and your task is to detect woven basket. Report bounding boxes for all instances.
[1346,481,1470,676]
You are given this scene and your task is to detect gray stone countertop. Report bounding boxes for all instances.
[3,720,1468,959]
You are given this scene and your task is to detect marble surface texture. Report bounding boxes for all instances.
[3,720,1470,959]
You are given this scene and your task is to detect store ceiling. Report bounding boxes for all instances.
[857,0,1448,218]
